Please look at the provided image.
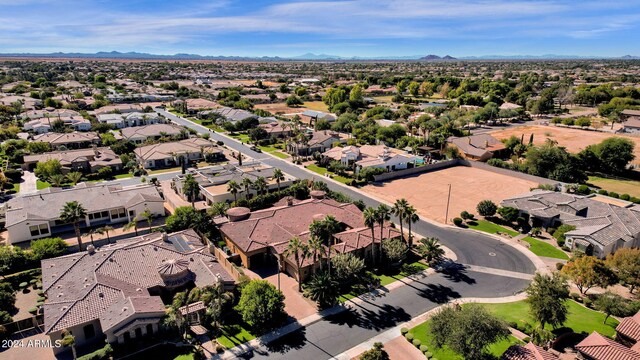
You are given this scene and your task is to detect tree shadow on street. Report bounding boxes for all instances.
[417,283,461,304]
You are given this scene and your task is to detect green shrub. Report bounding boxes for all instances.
[452,217,463,226]
[583,297,592,308]
[508,321,518,329]
[522,337,530,343]
[401,327,409,335]
[620,194,631,201]
[420,345,429,353]
[27,307,37,314]
[77,344,113,360]
[29,279,37,285]
[598,189,608,195]
[425,352,433,358]
[608,192,619,198]
[556,263,564,271]
[405,333,414,341]
[547,227,557,236]
[413,339,421,347]
[36,296,45,302]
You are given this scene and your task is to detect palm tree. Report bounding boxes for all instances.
[204,283,234,336]
[273,168,285,192]
[96,225,114,244]
[182,173,200,208]
[208,202,228,219]
[0,171,7,197]
[141,207,153,233]
[404,205,419,248]
[59,201,87,250]
[363,207,378,265]
[392,198,409,243]
[376,204,391,264]
[284,236,309,292]
[65,171,83,185]
[321,215,341,273]
[50,174,65,187]
[241,177,253,198]
[308,236,324,273]
[253,176,268,196]
[227,180,240,203]
[123,220,138,236]
[418,237,445,264]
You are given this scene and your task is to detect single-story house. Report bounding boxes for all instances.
[94,104,144,115]
[97,112,164,129]
[121,123,184,143]
[620,110,640,134]
[3,183,165,244]
[323,144,417,173]
[576,332,640,360]
[300,110,336,126]
[42,229,234,355]
[287,130,342,156]
[617,311,640,347]
[23,116,92,134]
[258,122,293,139]
[134,138,223,169]
[22,147,122,173]
[447,133,508,161]
[32,131,101,150]
[502,342,558,360]
[501,190,640,258]
[197,107,257,123]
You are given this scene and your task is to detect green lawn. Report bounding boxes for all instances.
[305,164,352,184]
[36,180,50,190]
[217,323,256,349]
[587,176,640,198]
[409,321,522,359]
[127,344,196,360]
[114,173,134,179]
[11,182,20,192]
[466,219,519,237]
[521,236,569,260]
[270,151,289,159]
[230,133,251,143]
[339,261,428,302]
[480,300,619,337]
[148,166,183,175]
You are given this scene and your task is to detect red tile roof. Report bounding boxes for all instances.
[502,343,558,360]
[618,312,640,343]
[576,332,640,360]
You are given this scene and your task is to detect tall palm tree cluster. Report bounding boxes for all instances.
[363,199,419,266]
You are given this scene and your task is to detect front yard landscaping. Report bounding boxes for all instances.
[408,321,522,360]
[217,322,256,349]
[305,164,352,184]
[521,236,569,260]
[480,299,619,337]
[466,219,519,237]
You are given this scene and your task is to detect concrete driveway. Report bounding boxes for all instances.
[20,171,37,195]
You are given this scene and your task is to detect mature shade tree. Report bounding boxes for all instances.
[284,236,309,292]
[594,291,627,324]
[29,237,67,260]
[359,342,390,360]
[497,206,520,223]
[588,137,635,174]
[332,253,365,285]
[562,255,617,295]
[476,200,497,218]
[606,248,640,293]
[59,201,87,250]
[165,206,210,234]
[303,270,339,309]
[429,303,510,360]
[382,238,408,264]
[182,174,200,208]
[526,272,570,329]
[236,280,286,334]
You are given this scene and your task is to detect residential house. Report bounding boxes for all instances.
[197,107,256,123]
[218,193,400,282]
[106,93,174,103]
[617,311,640,347]
[22,147,122,173]
[22,108,80,120]
[23,116,92,134]
[300,110,336,127]
[97,112,164,129]
[323,145,417,173]
[32,131,101,150]
[287,130,342,156]
[172,161,296,205]
[3,183,165,244]
[258,122,293,139]
[0,95,42,109]
[41,229,234,355]
[576,332,640,360]
[501,190,640,258]
[447,133,508,161]
[121,123,184,144]
[502,342,558,360]
[620,110,640,134]
[134,138,223,169]
[93,104,144,115]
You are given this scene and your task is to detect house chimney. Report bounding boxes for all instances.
[287,196,294,206]
[468,137,471,144]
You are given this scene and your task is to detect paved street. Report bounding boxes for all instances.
[237,270,530,360]
[155,108,536,274]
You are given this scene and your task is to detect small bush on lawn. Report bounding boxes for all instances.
[413,339,421,347]
[508,321,519,329]
[425,352,433,358]
[28,307,38,314]
[583,297,592,308]
[400,327,409,335]
[452,217,463,226]
[405,333,414,341]
[420,345,428,353]
[570,292,581,301]
[77,344,113,360]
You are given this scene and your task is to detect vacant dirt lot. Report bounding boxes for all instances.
[490,125,640,165]
[254,102,304,115]
[362,166,539,223]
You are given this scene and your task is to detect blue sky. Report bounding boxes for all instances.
[1,0,639,57]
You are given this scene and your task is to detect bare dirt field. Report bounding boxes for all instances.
[254,102,305,115]
[490,125,640,165]
[362,166,539,223]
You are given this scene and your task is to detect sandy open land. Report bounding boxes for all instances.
[490,125,640,165]
[254,102,304,115]
[362,166,539,223]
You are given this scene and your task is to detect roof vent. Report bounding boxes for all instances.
[98,292,104,298]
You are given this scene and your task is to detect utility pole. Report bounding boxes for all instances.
[445,183,452,224]
[276,257,281,291]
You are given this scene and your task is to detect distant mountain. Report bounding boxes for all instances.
[0,51,636,61]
